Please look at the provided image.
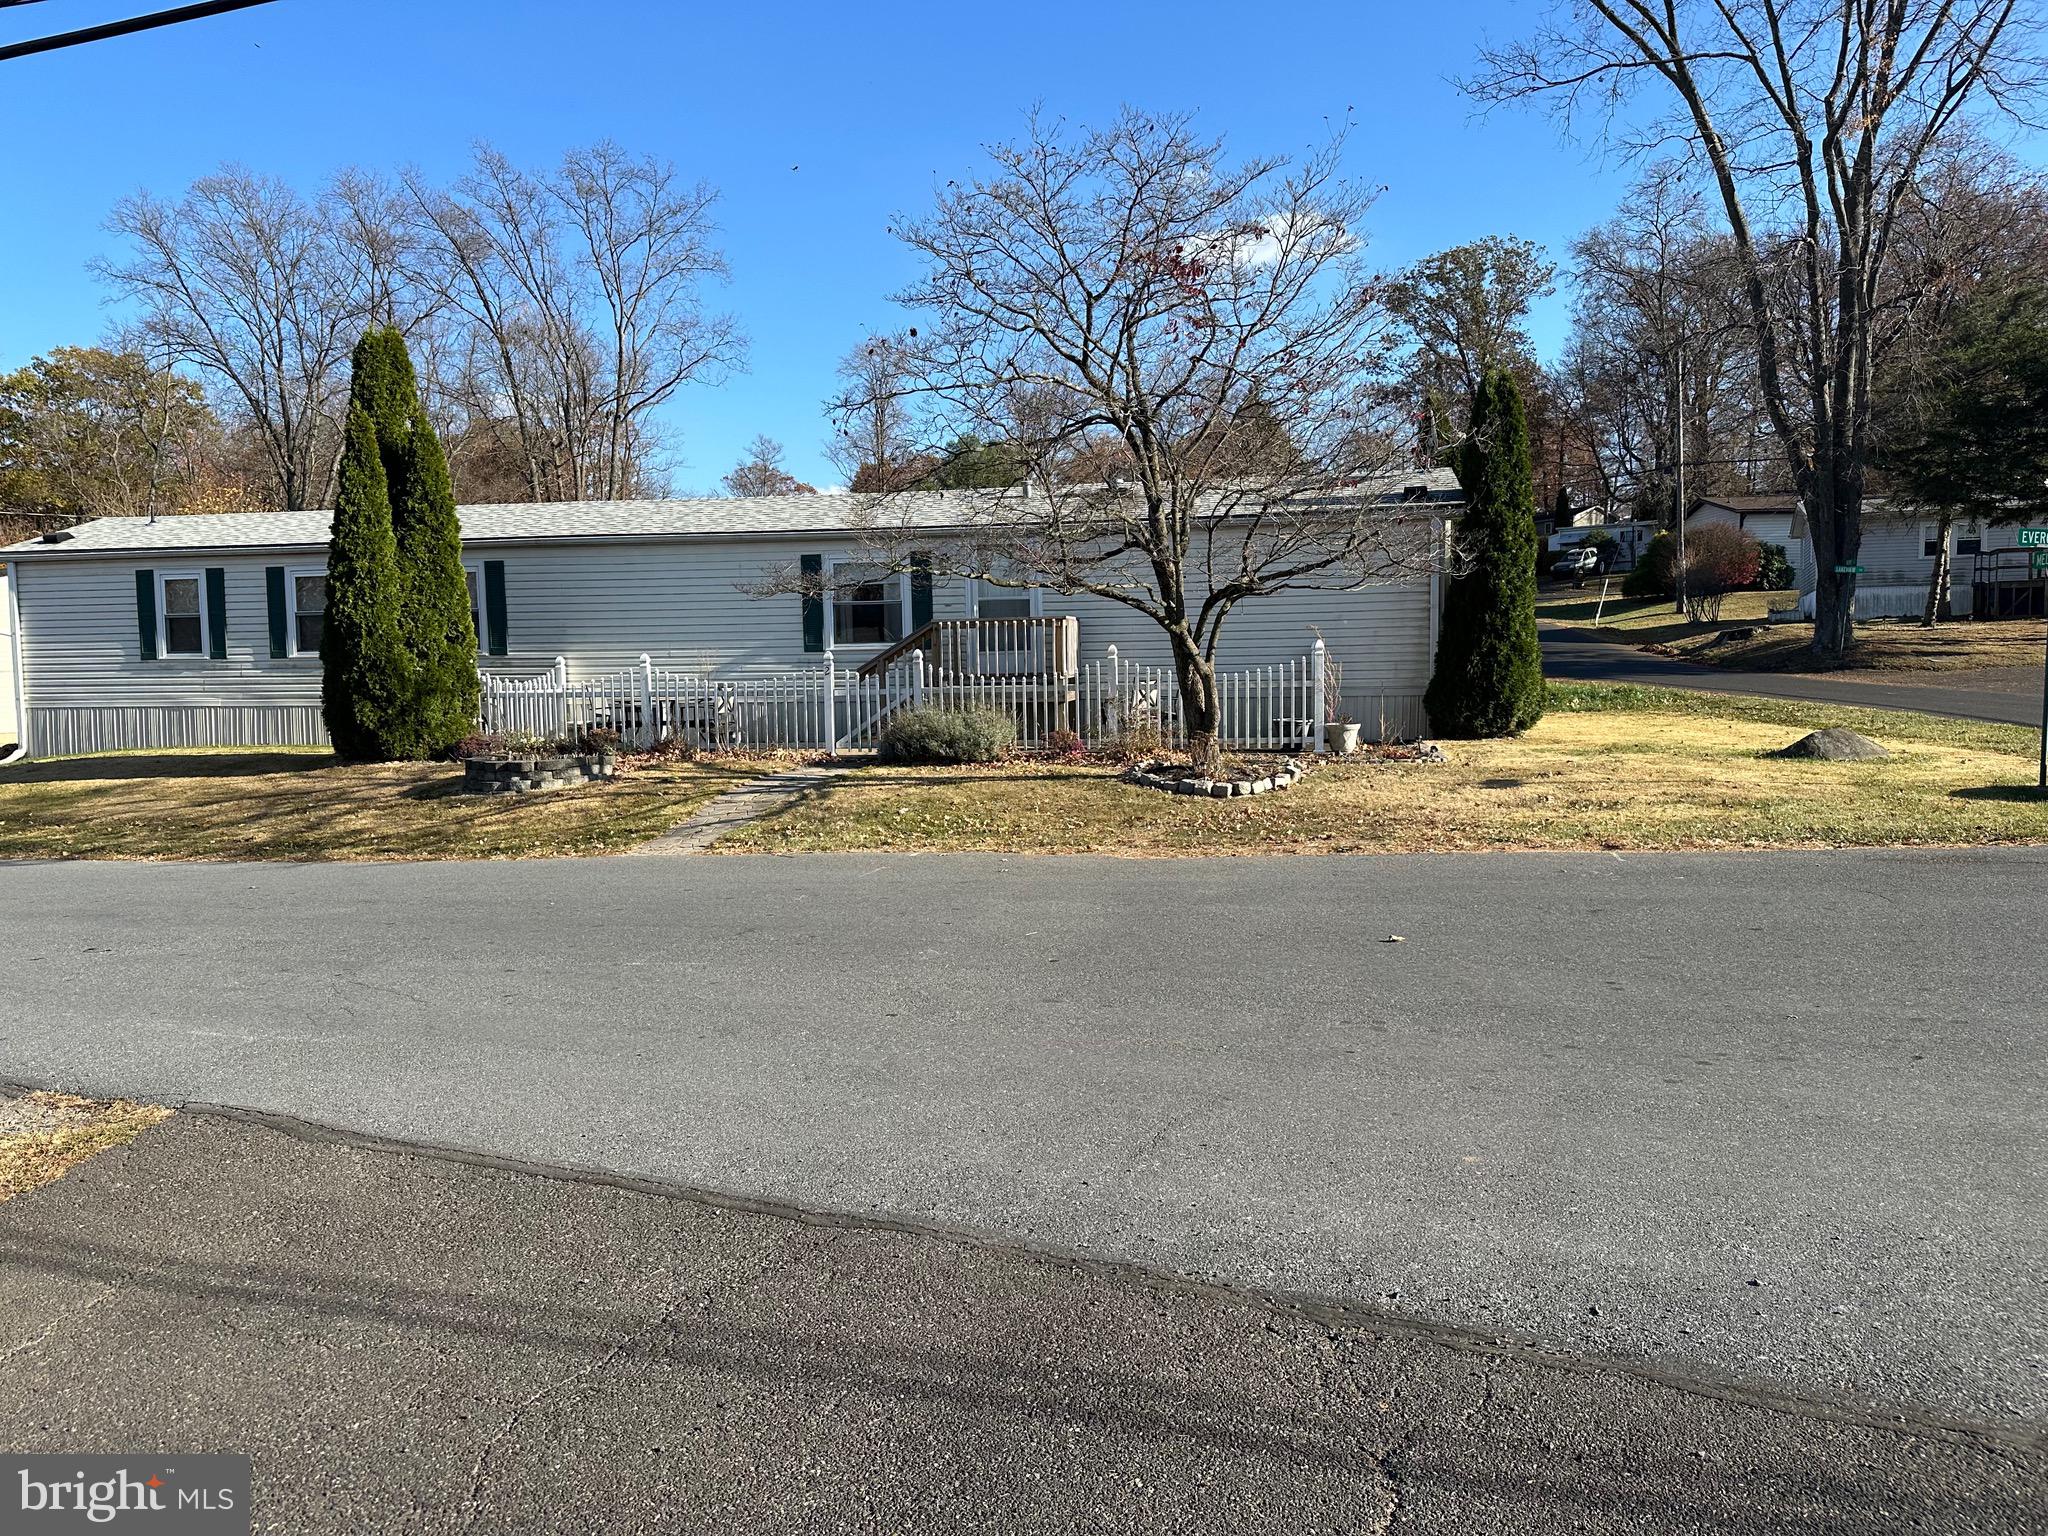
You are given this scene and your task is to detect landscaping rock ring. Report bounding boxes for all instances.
[1125,758,1309,798]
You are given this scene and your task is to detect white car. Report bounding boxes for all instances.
[1553,545,1603,578]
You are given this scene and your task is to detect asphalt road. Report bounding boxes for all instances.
[2,1112,2037,1534]
[1,851,2043,1434]
[1543,633,2046,726]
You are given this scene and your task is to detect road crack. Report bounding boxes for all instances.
[0,1285,115,1366]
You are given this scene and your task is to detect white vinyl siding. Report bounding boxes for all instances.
[14,529,1442,752]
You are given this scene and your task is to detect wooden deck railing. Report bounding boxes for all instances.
[855,616,1080,679]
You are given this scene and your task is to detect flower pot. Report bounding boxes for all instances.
[1324,721,1361,756]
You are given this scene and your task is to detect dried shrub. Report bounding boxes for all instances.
[1104,720,1165,764]
[1043,728,1088,761]
[879,707,1017,765]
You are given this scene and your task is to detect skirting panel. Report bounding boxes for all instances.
[1345,691,1428,743]
[28,705,330,758]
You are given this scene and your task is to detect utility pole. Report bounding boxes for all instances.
[1672,342,1688,617]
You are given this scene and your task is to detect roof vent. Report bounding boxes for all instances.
[38,528,74,543]
[1402,484,1430,502]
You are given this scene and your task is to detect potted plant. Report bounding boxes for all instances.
[1317,646,1361,755]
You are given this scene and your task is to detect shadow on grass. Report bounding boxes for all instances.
[844,767,1114,789]
[1950,784,2048,804]
[2,751,339,784]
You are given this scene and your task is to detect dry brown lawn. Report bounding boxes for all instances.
[1664,616,2048,673]
[1537,587,1797,643]
[0,1092,171,1201]
[719,684,2047,856]
[0,750,770,861]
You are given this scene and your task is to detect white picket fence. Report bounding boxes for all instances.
[479,643,1330,755]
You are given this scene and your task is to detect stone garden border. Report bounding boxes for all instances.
[463,752,619,795]
[1125,757,1310,799]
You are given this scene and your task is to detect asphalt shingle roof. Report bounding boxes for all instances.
[4,470,1462,559]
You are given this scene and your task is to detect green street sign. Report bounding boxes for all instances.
[2033,550,2048,575]
[2018,528,2048,549]
[1833,564,1865,575]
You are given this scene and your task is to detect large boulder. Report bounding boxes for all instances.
[1777,728,1890,762]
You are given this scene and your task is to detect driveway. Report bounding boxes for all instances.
[2,1110,2036,1534]
[1543,633,2045,726]
[0,851,2043,1433]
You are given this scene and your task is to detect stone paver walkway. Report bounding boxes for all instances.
[624,765,846,855]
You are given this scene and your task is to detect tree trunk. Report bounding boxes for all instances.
[1169,634,1223,776]
[1804,469,1862,665]
[1922,510,1954,628]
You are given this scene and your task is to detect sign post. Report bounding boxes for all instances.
[2026,530,2048,790]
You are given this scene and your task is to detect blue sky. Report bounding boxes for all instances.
[0,0,1636,491]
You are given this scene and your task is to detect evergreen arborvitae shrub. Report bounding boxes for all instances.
[1424,370,1545,738]
[321,402,413,759]
[1624,531,1677,598]
[337,327,480,758]
[1756,541,1794,592]
[391,391,479,756]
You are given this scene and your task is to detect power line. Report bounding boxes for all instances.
[0,0,279,62]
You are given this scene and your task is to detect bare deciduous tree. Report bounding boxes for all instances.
[1556,176,1781,521]
[826,331,926,492]
[722,435,815,497]
[99,169,365,509]
[1470,0,2046,661]
[853,110,1428,773]
[400,142,743,503]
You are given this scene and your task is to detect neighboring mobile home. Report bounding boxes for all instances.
[1686,494,1801,551]
[1686,495,2036,618]
[1,476,1459,759]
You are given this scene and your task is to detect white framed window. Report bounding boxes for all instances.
[1925,522,1986,558]
[463,561,483,645]
[968,579,1042,621]
[157,571,207,658]
[285,567,326,656]
[824,557,909,647]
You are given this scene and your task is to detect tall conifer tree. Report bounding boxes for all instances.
[391,387,480,754]
[320,396,411,760]
[1425,369,1545,738]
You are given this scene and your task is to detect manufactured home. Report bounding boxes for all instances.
[1686,495,2040,619]
[1,476,1460,760]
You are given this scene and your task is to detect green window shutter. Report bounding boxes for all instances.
[135,569,157,661]
[265,566,289,658]
[483,560,509,656]
[910,551,934,631]
[800,553,824,652]
[205,568,228,659]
